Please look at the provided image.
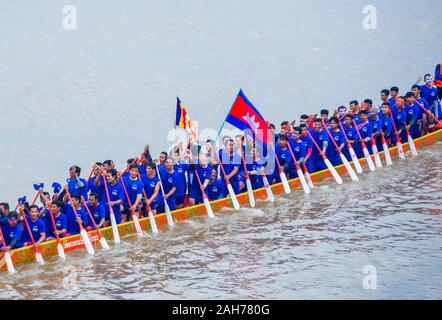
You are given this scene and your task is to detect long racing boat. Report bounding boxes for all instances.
[1,129,441,271]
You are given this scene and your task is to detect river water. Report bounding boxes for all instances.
[1,0,442,299]
[1,144,441,299]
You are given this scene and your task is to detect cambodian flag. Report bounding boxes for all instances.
[225,90,272,148]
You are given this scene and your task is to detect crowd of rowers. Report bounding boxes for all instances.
[1,74,441,253]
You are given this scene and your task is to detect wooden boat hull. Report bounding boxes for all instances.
[1,129,441,270]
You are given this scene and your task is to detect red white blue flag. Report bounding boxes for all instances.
[225,90,272,148]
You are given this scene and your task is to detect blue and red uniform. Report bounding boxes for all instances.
[156,168,179,213]
[140,174,160,211]
[87,203,106,227]
[246,162,265,189]
[299,134,313,172]
[174,163,190,206]
[287,138,307,178]
[353,121,373,157]
[369,117,383,151]
[22,216,46,245]
[419,84,442,120]
[404,102,419,139]
[63,204,89,235]
[207,178,223,201]
[342,125,358,160]
[189,164,213,204]
[434,62,442,95]
[67,177,89,201]
[274,144,292,181]
[1,223,23,249]
[309,129,329,172]
[378,112,394,145]
[43,210,68,239]
[122,176,144,211]
[88,176,106,204]
[103,181,125,224]
[391,108,406,143]
[218,149,241,196]
[324,129,345,166]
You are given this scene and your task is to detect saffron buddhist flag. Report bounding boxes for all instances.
[225,89,272,149]
[175,97,197,143]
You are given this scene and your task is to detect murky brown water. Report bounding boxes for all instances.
[1,144,441,299]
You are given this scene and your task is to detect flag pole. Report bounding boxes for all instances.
[214,89,243,146]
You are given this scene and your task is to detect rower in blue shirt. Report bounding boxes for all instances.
[140,163,161,214]
[67,166,89,201]
[391,96,407,143]
[419,74,442,120]
[288,127,307,177]
[206,170,223,201]
[122,164,144,222]
[0,211,23,250]
[274,135,292,180]
[172,152,190,209]
[189,155,212,206]
[88,162,106,204]
[87,192,106,229]
[404,92,420,139]
[63,193,89,236]
[389,86,400,111]
[354,110,373,156]
[309,118,329,172]
[157,158,179,213]
[217,139,242,197]
[378,102,394,145]
[411,85,429,136]
[369,108,384,151]
[21,205,46,247]
[40,200,68,240]
[341,114,359,161]
[299,124,314,173]
[324,118,345,166]
[103,169,125,225]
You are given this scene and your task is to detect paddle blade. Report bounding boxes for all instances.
[363,148,376,171]
[245,178,256,207]
[227,183,240,210]
[5,252,16,274]
[80,229,95,256]
[407,134,418,156]
[382,142,393,165]
[340,154,359,182]
[110,213,121,244]
[262,176,275,202]
[397,142,406,160]
[132,214,144,237]
[279,171,291,194]
[203,197,215,218]
[372,145,383,168]
[165,202,175,227]
[35,251,45,265]
[57,243,66,260]
[99,236,110,250]
[303,169,314,189]
[349,147,363,174]
[33,183,44,191]
[297,169,311,194]
[324,158,343,185]
[148,211,159,234]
